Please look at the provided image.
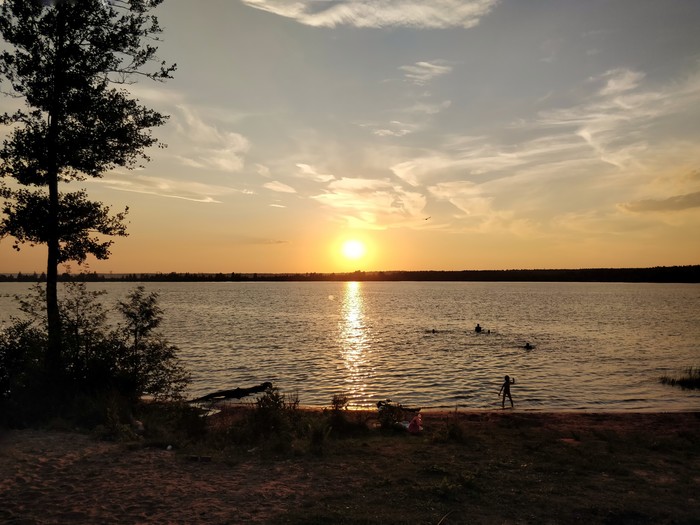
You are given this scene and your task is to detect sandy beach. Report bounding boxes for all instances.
[1,410,699,524]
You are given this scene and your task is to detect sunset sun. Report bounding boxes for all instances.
[341,240,366,260]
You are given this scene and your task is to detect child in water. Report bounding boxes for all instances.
[499,375,515,408]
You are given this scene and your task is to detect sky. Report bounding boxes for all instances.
[1,0,700,274]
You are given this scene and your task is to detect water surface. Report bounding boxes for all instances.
[1,281,698,411]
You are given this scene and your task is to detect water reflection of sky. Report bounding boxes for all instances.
[339,281,372,402]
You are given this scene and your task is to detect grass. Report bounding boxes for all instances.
[9,389,697,524]
[660,366,700,390]
[124,396,700,524]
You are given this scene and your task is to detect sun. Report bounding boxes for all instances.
[341,239,366,260]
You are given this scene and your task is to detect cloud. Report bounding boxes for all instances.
[426,180,537,235]
[295,163,335,182]
[232,236,289,245]
[428,180,494,217]
[390,142,527,186]
[368,120,419,137]
[621,191,700,213]
[394,63,700,234]
[389,66,700,206]
[597,68,645,96]
[125,84,184,107]
[532,68,700,169]
[256,164,271,177]
[401,100,452,115]
[373,128,412,137]
[263,181,297,193]
[172,105,250,172]
[311,177,427,228]
[240,0,499,29]
[94,174,248,203]
[400,61,453,85]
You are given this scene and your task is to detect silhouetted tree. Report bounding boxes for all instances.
[0,0,175,379]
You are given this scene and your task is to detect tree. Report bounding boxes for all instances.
[114,285,189,401]
[0,0,175,378]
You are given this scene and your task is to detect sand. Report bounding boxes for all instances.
[1,411,699,524]
[0,428,309,524]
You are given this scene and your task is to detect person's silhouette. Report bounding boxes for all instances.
[499,375,515,408]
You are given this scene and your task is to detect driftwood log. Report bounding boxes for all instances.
[189,381,273,403]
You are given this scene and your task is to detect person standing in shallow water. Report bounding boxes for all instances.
[499,375,515,408]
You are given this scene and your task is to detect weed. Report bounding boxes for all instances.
[331,393,349,411]
[308,418,332,456]
[660,366,700,390]
[433,476,462,501]
[432,409,467,443]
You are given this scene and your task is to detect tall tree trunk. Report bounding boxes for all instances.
[45,5,65,381]
[46,170,61,378]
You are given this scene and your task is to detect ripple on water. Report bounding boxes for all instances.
[1,281,699,410]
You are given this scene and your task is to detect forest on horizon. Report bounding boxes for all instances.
[1,265,698,283]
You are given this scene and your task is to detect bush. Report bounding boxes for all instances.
[376,399,410,430]
[248,386,298,438]
[0,321,47,426]
[0,283,190,427]
[324,393,368,438]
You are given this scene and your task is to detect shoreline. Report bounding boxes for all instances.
[204,399,700,414]
[2,264,699,283]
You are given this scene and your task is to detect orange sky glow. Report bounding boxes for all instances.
[1,1,699,274]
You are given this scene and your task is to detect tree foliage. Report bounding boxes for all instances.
[1,188,128,261]
[0,0,174,241]
[0,0,175,372]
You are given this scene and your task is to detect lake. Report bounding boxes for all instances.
[1,281,699,411]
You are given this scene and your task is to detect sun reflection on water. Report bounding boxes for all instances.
[339,281,371,402]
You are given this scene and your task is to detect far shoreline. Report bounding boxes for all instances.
[1,264,699,283]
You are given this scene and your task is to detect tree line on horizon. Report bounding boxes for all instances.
[1,265,698,283]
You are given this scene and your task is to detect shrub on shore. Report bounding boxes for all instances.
[0,283,190,428]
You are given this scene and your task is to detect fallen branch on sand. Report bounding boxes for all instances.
[189,382,273,403]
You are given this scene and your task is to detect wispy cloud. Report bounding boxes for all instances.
[380,65,700,237]
[390,143,527,186]
[295,163,335,183]
[94,173,249,203]
[427,180,539,236]
[172,105,250,172]
[529,68,700,169]
[263,181,297,193]
[240,0,499,29]
[428,180,494,217]
[311,177,427,228]
[401,100,452,115]
[231,235,289,245]
[400,61,453,85]
[621,191,700,213]
[369,120,418,137]
[597,68,645,96]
